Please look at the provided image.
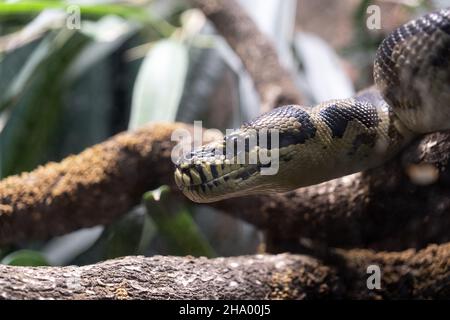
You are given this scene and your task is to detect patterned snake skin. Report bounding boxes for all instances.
[175,8,450,203]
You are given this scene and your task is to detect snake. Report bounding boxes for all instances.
[174,8,450,203]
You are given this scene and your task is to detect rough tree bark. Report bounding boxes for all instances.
[0,254,340,300]
[0,122,188,244]
[1,243,448,299]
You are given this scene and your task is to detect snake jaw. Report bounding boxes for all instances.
[174,156,266,203]
[174,134,282,203]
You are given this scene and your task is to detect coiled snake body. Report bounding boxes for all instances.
[175,8,450,203]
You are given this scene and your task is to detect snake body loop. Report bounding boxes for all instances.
[175,8,450,203]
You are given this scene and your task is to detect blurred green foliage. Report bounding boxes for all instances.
[1,30,90,175]
[1,249,49,266]
[0,0,217,266]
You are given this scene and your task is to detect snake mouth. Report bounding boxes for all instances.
[174,137,276,203]
[174,157,271,203]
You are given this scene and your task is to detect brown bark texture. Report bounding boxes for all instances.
[0,243,448,299]
[0,123,184,244]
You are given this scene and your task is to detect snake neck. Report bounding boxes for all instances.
[175,89,415,203]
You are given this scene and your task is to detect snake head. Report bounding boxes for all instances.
[174,105,318,203]
[174,136,277,203]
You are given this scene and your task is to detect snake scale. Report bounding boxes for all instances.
[175,8,450,203]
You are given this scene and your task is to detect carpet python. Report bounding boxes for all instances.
[175,8,450,203]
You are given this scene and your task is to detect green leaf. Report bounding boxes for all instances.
[0,1,175,37]
[0,1,141,20]
[143,186,215,257]
[128,39,188,129]
[1,249,49,266]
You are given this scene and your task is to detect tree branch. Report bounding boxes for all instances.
[190,0,303,112]
[0,123,185,244]
[335,242,450,299]
[0,253,339,300]
[1,243,449,299]
[214,131,450,251]
[1,122,450,251]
